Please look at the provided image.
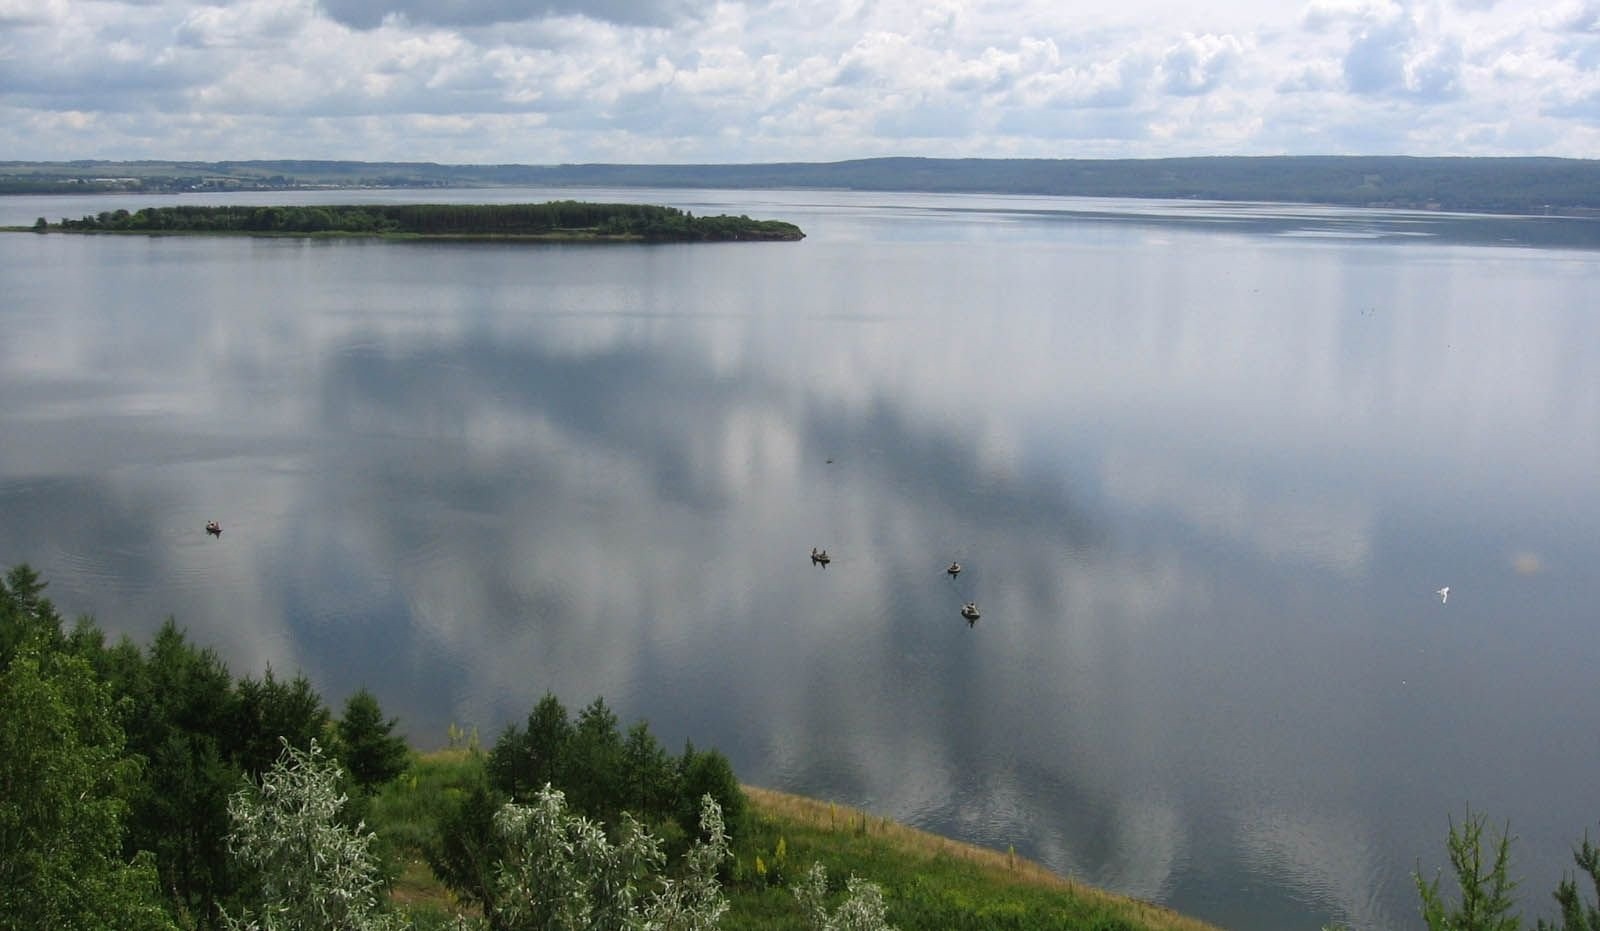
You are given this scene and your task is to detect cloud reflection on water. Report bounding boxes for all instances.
[4,199,1600,931]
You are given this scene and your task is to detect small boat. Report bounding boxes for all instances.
[961,602,980,622]
[205,520,222,537]
[947,561,962,577]
[811,547,831,566]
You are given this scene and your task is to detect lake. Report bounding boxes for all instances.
[3,188,1599,930]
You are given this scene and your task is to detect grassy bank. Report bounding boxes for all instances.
[370,751,1222,931]
[730,786,1218,931]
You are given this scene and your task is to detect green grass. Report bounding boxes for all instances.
[366,749,485,920]
[726,787,1221,931]
[366,753,1223,931]
[369,749,485,850]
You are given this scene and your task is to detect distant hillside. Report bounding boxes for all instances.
[4,156,1598,215]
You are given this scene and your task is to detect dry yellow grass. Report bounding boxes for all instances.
[743,785,1224,931]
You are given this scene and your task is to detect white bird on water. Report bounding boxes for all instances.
[1437,586,1450,604]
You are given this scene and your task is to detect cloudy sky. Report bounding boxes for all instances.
[2,0,1598,164]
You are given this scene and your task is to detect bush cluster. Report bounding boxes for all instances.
[0,568,401,922]
[486,693,743,834]
[0,563,766,930]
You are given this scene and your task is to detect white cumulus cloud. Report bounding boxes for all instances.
[0,0,1595,160]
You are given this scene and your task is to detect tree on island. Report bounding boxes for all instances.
[43,202,805,241]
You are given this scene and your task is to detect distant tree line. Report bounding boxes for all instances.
[8,156,1600,213]
[0,176,315,195]
[46,201,805,241]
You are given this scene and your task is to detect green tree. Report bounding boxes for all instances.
[0,563,65,669]
[621,720,677,823]
[1537,830,1600,931]
[677,744,745,840]
[139,731,236,923]
[486,722,528,798]
[424,778,508,928]
[1416,809,1521,931]
[232,667,332,776]
[568,695,624,820]
[221,738,399,931]
[120,619,239,922]
[488,692,572,801]
[337,688,410,793]
[0,648,177,931]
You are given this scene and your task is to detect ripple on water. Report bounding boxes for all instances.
[41,538,138,596]
[1233,808,1401,931]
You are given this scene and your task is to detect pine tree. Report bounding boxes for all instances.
[337,688,410,792]
[1416,809,1522,931]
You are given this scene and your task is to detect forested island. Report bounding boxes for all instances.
[18,201,805,242]
[4,155,1600,214]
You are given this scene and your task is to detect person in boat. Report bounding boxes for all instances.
[947,561,962,576]
[205,520,222,536]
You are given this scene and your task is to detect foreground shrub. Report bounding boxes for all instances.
[793,862,898,931]
[487,786,729,931]
[222,738,399,931]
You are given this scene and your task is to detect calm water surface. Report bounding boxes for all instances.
[3,189,1599,931]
